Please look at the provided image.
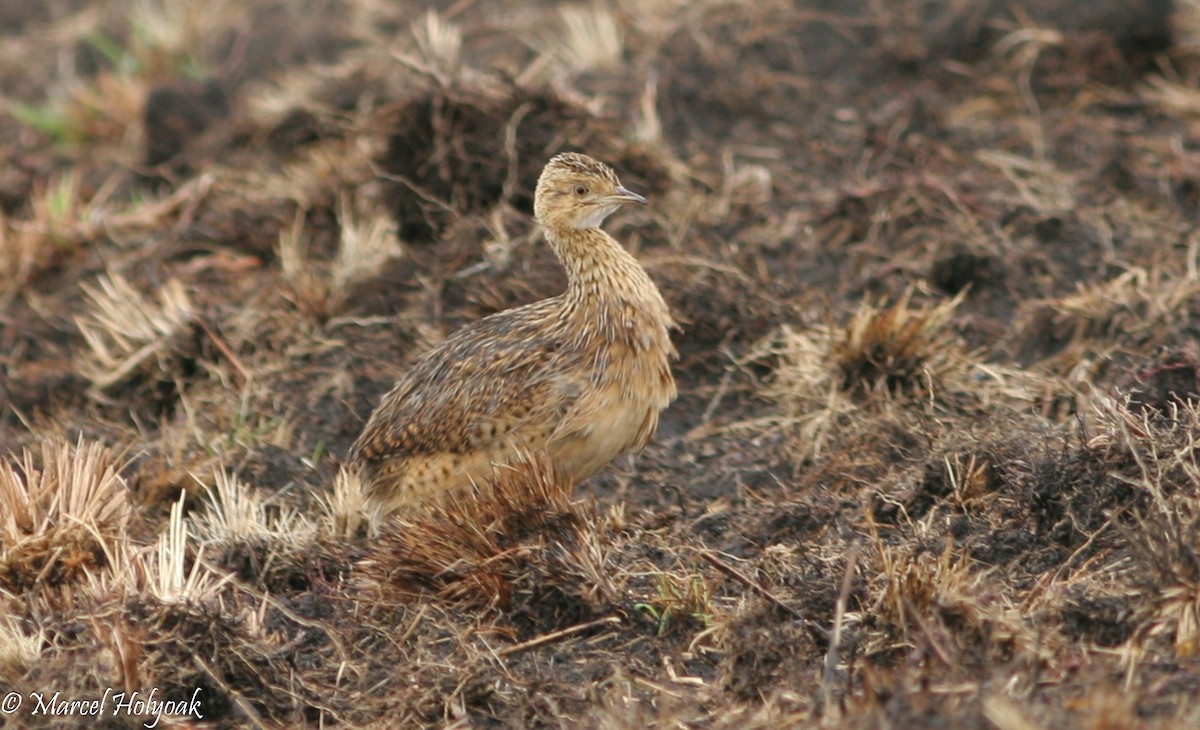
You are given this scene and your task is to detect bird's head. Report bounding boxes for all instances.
[533,152,646,231]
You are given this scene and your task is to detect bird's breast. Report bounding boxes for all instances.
[550,380,664,483]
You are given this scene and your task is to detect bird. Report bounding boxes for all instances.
[349,152,677,517]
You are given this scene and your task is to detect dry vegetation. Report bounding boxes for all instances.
[4,0,1200,727]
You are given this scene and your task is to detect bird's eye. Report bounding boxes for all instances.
[574,185,588,195]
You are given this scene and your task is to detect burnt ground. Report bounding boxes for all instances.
[4,0,1200,727]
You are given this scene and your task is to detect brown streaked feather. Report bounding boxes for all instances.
[350,299,584,462]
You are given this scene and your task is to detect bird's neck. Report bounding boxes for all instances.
[545,226,659,306]
[545,225,676,360]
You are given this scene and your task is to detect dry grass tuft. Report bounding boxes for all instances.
[551,4,624,76]
[1084,398,1200,665]
[128,0,246,74]
[191,467,315,547]
[0,214,42,304]
[359,453,616,620]
[831,288,964,398]
[764,289,1043,458]
[0,599,44,684]
[333,194,404,293]
[766,289,965,425]
[147,493,231,604]
[325,464,373,537]
[1015,242,1200,385]
[75,272,198,394]
[864,537,1037,666]
[394,10,464,87]
[1043,250,1199,344]
[0,438,131,593]
[1129,505,1200,659]
[279,198,402,320]
[10,56,148,147]
[0,172,111,300]
[90,493,233,605]
[1141,72,1200,118]
[187,468,335,593]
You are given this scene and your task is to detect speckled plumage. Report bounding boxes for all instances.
[349,153,677,516]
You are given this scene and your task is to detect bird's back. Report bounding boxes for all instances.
[349,298,588,511]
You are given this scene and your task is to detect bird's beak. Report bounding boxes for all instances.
[610,185,648,206]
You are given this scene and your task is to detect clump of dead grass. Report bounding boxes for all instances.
[85,493,233,606]
[127,0,246,75]
[831,288,964,397]
[324,463,375,538]
[188,467,339,591]
[394,10,464,87]
[3,174,217,308]
[62,490,345,726]
[1048,259,1198,343]
[863,537,1042,669]
[0,212,43,305]
[75,271,198,395]
[191,468,315,546]
[0,438,132,593]
[1141,71,1200,118]
[9,50,147,148]
[1127,502,1200,661]
[764,288,1044,459]
[1079,397,1200,669]
[8,0,242,153]
[0,599,45,684]
[1016,240,1200,381]
[0,172,114,302]
[358,453,618,624]
[530,4,624,81]
[764,289,955,422]
[279,195,403,320]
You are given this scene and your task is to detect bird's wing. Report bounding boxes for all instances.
[349,304,584,466]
